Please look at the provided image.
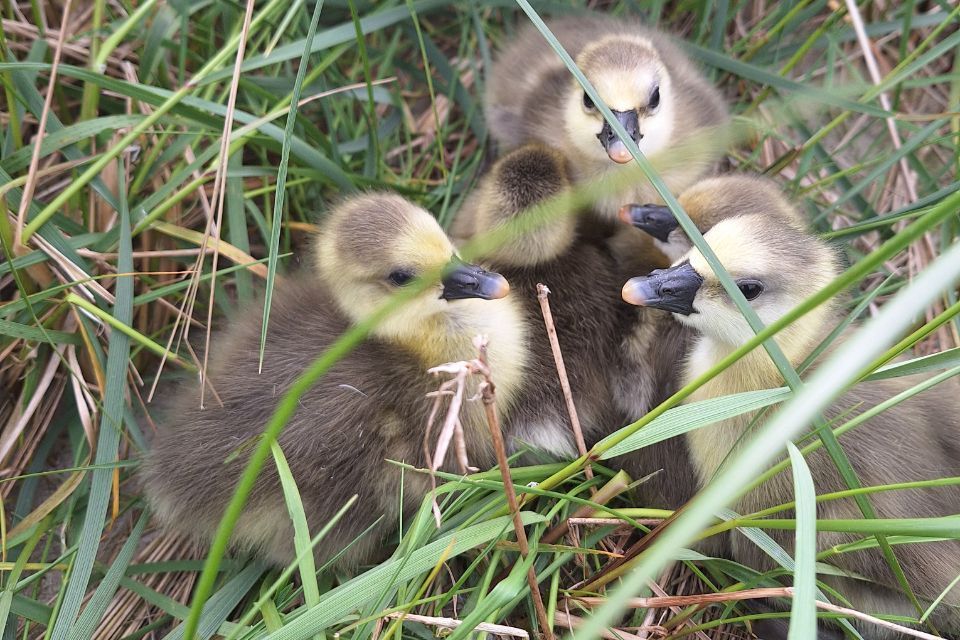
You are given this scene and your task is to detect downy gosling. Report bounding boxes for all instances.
[622,212,960,639]
[453,143,626,457]
[485,14,729,223]
[143,193,527,569]
[454,143,696,510]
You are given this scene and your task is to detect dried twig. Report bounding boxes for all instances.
[15,0,73,246]
[423,359,482,525]
[423,338,554,637]
[200,0,256,407]
[574,587,947,640]
[554,611,646,640]
[536,284,593,483]
[475,336,555,640]
[383,612,529,638]
[540,471,631,546]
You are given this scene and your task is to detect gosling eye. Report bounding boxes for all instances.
[736,279,764,301]
[648,86,661,110]
[387,269,415,287]
[582,91,596,111]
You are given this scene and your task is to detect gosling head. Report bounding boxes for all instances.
[619,175,807,262]
[564,35,673,166]
[472,144,578,267]
[621,214,840,349]
[316,193,510,340]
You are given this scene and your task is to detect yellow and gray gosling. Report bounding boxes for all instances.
[622,213,960,639]
[485,14,729,222]
[619,174,807,262]
[453,143,627,457]
[143,193,528,569]
[454,143,697,510]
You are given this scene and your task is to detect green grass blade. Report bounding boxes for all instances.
[69,511,149,640]
[269,441,320,610]
[163,563,267,640]
[573,219,960,638]
[258,0,326,372]
[446,549,536,640]
[266,513,546,639]
[48,162,133,640]
[786,443,817,639]
[598,387,791,460]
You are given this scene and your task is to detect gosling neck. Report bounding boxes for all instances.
[384,298,529,407]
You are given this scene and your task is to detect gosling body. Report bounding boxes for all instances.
[611,174,810,507]
[455,144,696,510]
[144,194,527,568]
[455,143,625,456]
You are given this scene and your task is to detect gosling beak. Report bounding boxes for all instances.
[598,109,642,164]
[440,260,510,301]
[621,262,702,315]
[618,204,678,242]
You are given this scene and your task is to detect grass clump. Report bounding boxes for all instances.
[0,1,958,638]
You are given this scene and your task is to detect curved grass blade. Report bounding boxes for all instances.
[270,441,320,611]
[265,513,546,640]
[786,443,817,639]
[48,162,133,640]
[69,511,149,640]
[572,220,960,639]
[258,0,327,373]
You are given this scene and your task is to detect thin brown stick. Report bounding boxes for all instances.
[383,612,529,638]
[477,338,555,640]
[574,588,947,640]
[567,517,663,527]
[15,0,73,246]
[201,0,256,406]
[540,471,631,546]
[553,612,645,640]
[842,0,918,204]
[536,284,593,484]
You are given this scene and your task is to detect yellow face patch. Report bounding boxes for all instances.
[580,35,664,112]
[688,220,768,280]
[393,213,455,275]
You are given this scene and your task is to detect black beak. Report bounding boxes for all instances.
[597,109,642,164]
[440,260,510,301]
[621,262,702,315]
[618,204,678,242]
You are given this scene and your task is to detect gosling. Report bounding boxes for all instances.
[485,14,729,223]
[143,193,527,569]
[454,143,626,457]
[455,144,697,510]
[622,213,960,638]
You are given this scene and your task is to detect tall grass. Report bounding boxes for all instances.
[0,1,957,639]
